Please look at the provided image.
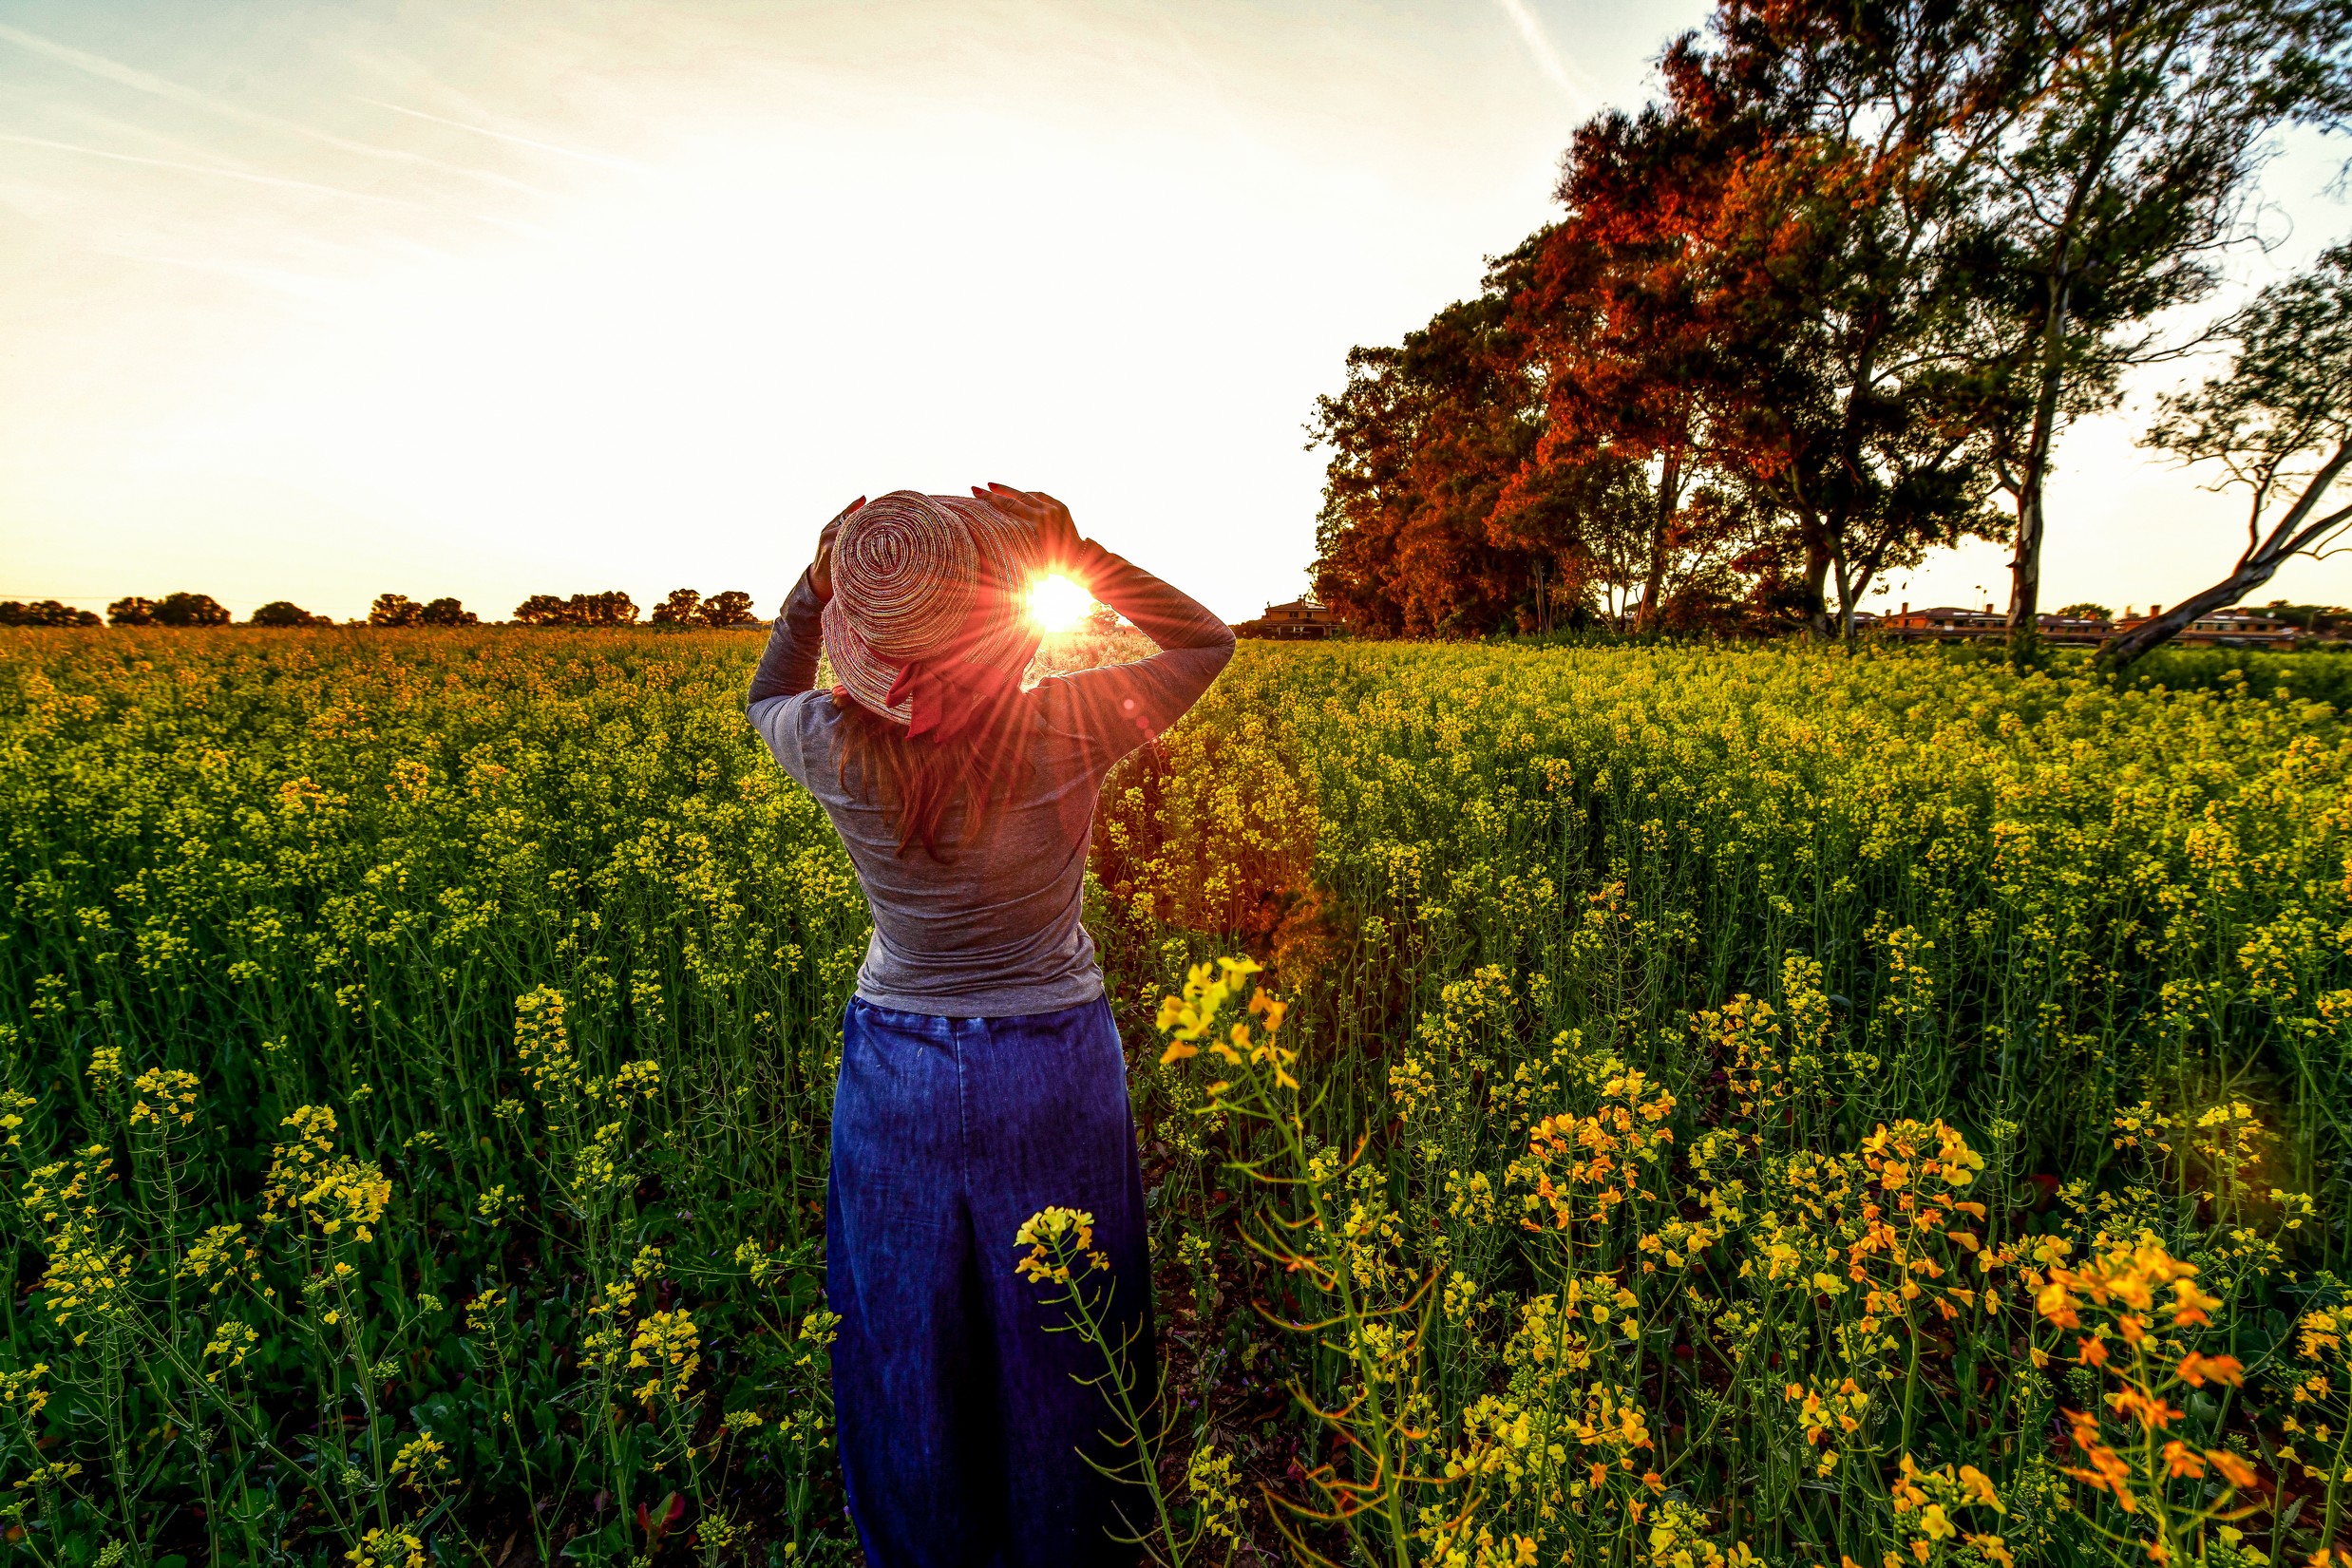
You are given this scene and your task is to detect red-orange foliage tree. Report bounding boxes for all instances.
[1310,242,1558,637]
[1309,0,2339,642]
[1318,5,1971,638]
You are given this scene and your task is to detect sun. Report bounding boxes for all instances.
[1027,573,1093,633]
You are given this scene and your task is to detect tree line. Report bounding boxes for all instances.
[509,589,759,627]
[0,590,768,629]
[0,601,102,628]
[1310,0,2352,666]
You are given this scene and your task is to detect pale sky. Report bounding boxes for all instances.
[0,0,2346,624]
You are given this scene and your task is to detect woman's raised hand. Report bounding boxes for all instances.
[810,496,865,601]
[977,482,1083,571]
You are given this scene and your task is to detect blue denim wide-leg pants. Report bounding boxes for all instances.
[826,994,1155,1568]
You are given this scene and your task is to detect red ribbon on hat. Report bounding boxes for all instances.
[884,652,1026,745]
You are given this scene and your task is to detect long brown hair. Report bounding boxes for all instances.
[832,690,1030,860]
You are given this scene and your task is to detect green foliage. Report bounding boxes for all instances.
[1093,638,2352,1567]
[8,631,2352,1565]
[249,601,332,628]
[2113,647,2352,707]
[1310,0,2352,643]
[2101,247,2352,666]
[369,594,425,627]
[0,627,865,1564]
[419,598,478,628]
[107,594,231,629]
[652,589,705,626]
[650,592,759,630]
[0,602,101,629]
[153,593,233,628]
[370,596,480,629]
[701,592,758,630]
[513,591,641,628]
[2145,245,2352,497]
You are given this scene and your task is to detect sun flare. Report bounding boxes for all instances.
[1027,573,1093,633]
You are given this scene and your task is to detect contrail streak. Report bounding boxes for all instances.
[0,133,417,203]
[357,98,648,173]
[1492,0,1596,104]
[0,20,555,197]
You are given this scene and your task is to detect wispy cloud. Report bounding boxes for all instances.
[0,132,417,203]
[1491,0,1596,105]
[0,20,553,197]
[356,98,648,173]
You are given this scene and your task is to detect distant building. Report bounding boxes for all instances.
[1876,602,2108,643]
[1868,600,2306,647]
[2112,606,2301,647]
[1880,602,2010,636]
[1233,598,1341,640]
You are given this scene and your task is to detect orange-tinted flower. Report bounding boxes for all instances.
[2175,1351,2244,1388]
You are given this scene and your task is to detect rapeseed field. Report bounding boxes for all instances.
[2,628,2347,1568]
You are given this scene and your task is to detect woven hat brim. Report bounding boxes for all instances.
[825,492,1042,726]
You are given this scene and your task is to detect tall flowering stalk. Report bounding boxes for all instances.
[2035,1242,2261,1564]
[2275,1295,2350,1556]
[0,627,887,1563]
[9,617,2352,1563]
[3,1072,452,1563]
[1010,1204,1204,1563]
[1156,954,1476,1568]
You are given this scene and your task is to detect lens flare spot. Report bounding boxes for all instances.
[1027,574,1092,633]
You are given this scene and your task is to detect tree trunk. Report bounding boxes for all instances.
[1803,520,1832,638]
[2007,271,2074,647]
[1830,538,1857,644]
[1640,446,1684,634]
[2092,563,2287,670]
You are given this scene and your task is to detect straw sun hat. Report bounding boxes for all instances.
[822,490,1043,742]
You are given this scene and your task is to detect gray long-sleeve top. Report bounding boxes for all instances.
[747,542,1236,1017]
